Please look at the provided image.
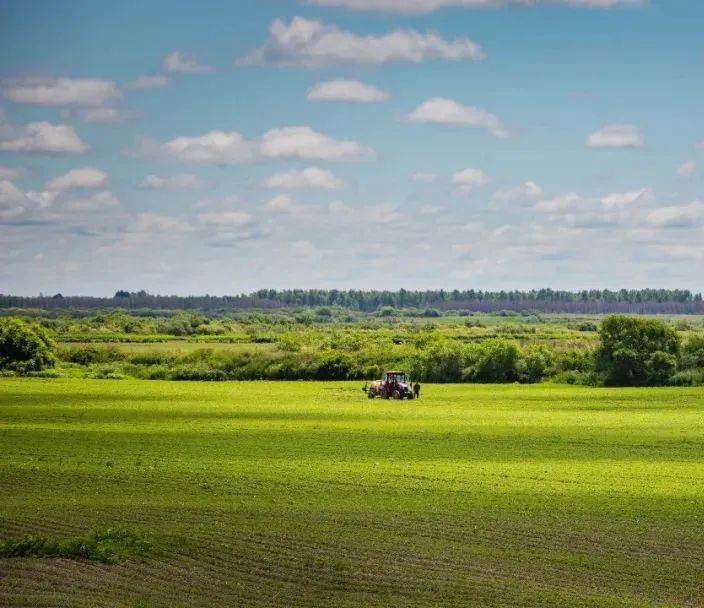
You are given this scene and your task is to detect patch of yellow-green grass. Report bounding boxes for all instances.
[1,379,702,607]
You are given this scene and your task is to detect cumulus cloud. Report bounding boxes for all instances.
[163,51,214,74]
[262,193,305,214]
[405,98,510,137]
[46,168,108,191]
[238,17,484,67]
[138,174,208,190]
[412,172,438,183]
[261,167,345,189]
[1,77,121,106]
[492,181,543,203]
[197,210,253,227]
[307,79,390,102]
[677,160,697,176]
[0,166,27,180]
[600,188,654,208]
[535,188,652,216]
[0,180,25,205]
[0,112,87,153]
[127,126,373,165]
[62,190,118,212]
[260,126,374,161]
[586,124,644,149]
[452,167,490,192]
[646,201,704,228]
[307,0,640,13]
[46,167,108,192]
[124,75,169,90]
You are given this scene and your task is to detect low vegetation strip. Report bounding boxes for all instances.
[1,379,702,607]
[2,312,704,385]
[0,528,155,563]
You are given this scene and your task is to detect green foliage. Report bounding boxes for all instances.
[682,335,704,369]
[595,315,680,386]
[518,345,556,383]
[464,339,521,383]
[0,528,154,563]
[0,317,56,373]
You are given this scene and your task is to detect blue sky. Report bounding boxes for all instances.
[0,0,702,295]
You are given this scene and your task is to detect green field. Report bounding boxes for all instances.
[1,379,703,607]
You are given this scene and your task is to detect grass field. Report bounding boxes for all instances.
[1,379,703,607]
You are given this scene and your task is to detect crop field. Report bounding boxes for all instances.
[1,379,703,607]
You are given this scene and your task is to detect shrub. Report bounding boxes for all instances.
[682,335,704,369]
[518,345,555,383]
[465,339,520,383]
[60,345,124,365]
[0,318,56,373]
[595,315,680,386]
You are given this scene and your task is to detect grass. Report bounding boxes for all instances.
[1,378,703,607]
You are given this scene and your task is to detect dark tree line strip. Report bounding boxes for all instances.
[1,288,703,314]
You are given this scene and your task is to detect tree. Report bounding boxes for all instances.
[595,315,680,386]
[0,318,56,373]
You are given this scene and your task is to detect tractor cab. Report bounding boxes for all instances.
[383,371,406,386]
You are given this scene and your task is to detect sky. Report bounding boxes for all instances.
[0,0,703,296]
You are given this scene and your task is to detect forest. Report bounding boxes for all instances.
[1,288,703,314]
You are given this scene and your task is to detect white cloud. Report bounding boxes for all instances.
[139,174,207,190]
[0,180,25,205]
[0,113,87,153]
[307,79,390,102]
[261,167,345,189]
[197,210,253,227]
[405,98,510,138]
[127,126,373,164]
[163,51,214,74]
[2,77,121,106]
[534,188,653,219]
[646,201,704,228]
[124,75,169,89]
[363,202,401,223]
[63,190,118,212]
[412,172,438,183]
[492,181,543,203]
[0,166,27,180]
[47,167,108,191]
[260,126,375,161]
[600,188,653,208]
[262,194,305,214]
[677,160,697,176]
[238,17,484,67]
[307,0,640,13]
[586,124,644,149]
[452,167,490,192]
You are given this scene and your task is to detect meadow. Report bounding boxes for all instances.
[1,378,703,607]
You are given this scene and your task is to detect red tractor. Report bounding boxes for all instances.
[365,371,414,400]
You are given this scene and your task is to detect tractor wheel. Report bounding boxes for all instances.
[392,390,401,400]
[368,391,375,399]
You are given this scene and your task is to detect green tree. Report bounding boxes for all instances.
[0,318,56,373]
[595,316,680,386]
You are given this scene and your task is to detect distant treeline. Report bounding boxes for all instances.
[1,288,703,314]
